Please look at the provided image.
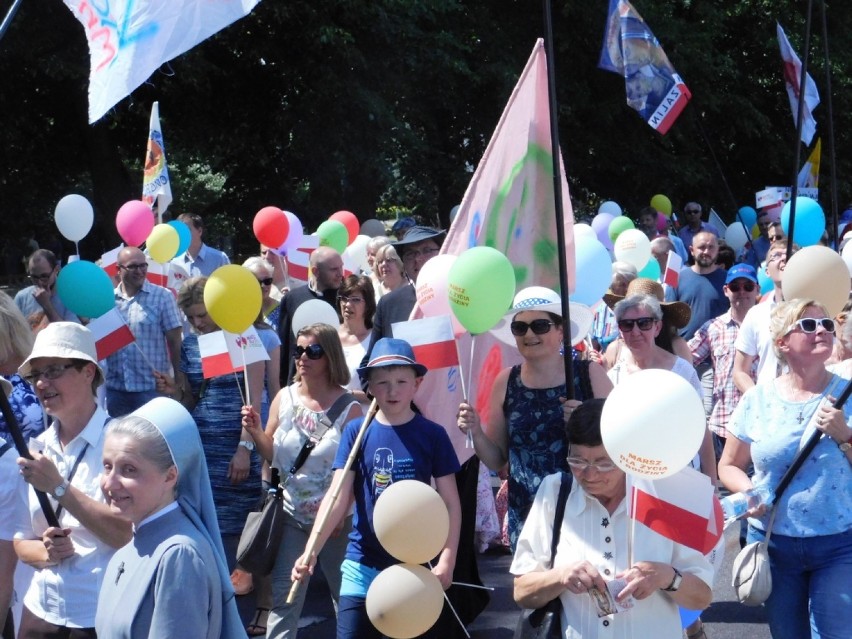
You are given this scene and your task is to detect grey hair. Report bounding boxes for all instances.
[106,416,175,474]
[242,256,274,278]
[613,293,663,322]
[367,236,391,253]
[611,261,638,280]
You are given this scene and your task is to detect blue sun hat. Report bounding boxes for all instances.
[357,338,428,377]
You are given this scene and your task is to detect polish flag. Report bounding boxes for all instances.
[630,466,722,554]
[391,315,459,371]
[198,331,236,379]
[224,326,270,371]
[100,245,122,279]
[286,236,320,286]
[145,260,169,288]
[663,250,682,288]
[87,308,135,360]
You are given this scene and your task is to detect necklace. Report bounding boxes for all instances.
[790,374,832,424]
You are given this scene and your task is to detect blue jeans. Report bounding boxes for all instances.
[105,388,161,417]
[748,526,852,639]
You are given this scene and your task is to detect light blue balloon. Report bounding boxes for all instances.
[573,237,613,306]
[737,206,757,232]
[638,258,661,280]
[757,263,773,295]
[168,220,192,257]
[56,260,116,319]
[781,197,825,247]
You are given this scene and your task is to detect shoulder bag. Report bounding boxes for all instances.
[513,472,573,639]
[236,392,356,575]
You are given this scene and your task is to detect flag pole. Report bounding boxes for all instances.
[819,0,838,248]
[0,0,24,44]
[542,0,575,400]
[787,0,815,263]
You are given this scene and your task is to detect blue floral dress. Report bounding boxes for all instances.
[504,360,592,550]
[0,374,45,443]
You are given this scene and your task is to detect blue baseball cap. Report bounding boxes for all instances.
[725,264,758,285]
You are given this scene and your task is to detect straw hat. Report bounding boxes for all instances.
[491,286,594,346]
[603,278,691,329]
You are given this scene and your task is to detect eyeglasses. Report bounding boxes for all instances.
[766,253,787,264]
[27,272,52,282]
[22,363,77,385]
[119,263,148,271]
[510,319,556,336]
[294,344,325,360]
[787,318,835,335]
[402,247,439,262]
[617,317,657,332]
[567,456,617,473]
[339,295,364,304]
[257,278,274,286]
[684,209,701,215]
[727,281,756,293]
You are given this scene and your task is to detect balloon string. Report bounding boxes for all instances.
[451,581,495,591]
[240,335,250,407]
[75,241,80,259]
[428,562,471,638]
[453,337,471,449]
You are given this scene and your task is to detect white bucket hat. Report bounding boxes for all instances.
[19,322,104,386]
[491,286,593,347]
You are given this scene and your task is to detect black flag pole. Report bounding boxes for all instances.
[819,0,838,248]
[0,0,25,44]
[542,0,575,400]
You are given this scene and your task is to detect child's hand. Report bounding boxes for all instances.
[291,552,317,583]
[241,405,260,431]
[431,555,454,590]
[153,370,176,395]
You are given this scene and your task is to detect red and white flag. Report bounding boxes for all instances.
[777,22,820,145]
[145,259,170,288]
[100,245,122,279]
[630,466,722,554]
[663,250,682,288]
[224,326,270,370]
[87,308,135,360]
[286,235,320,287]
[392,316,459,371]
[198,331,235,379]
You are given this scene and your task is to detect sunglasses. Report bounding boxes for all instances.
[788,318,835,335]
[510,319,556,336]
[727,281,756,293]
[617,317,657,332]
[294,344,325,360]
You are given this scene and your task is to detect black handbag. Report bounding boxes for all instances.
[513,472,573,639]
[236,392,357,575]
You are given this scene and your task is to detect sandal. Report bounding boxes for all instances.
[247,607,269,637]
[230,568,254,596]
[686,619,707,639]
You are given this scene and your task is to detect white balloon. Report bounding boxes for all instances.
[344,234,371,273]
[600,369,705,479]
[599,200,623,216]
[291,299,340,336]
[613,229,651,271]
[366,564,444,639]
[573,223,597,242]
[55,194,94,242]
[842,240,852,277]
[373,480,450,564]
[360,218,387,238]
[724,222,749,254]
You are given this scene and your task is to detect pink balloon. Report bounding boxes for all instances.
[414,254,465,336]
[329,210,360,245]
[116,200,155,247]
[656,211,669,233]
[278,211,304,256]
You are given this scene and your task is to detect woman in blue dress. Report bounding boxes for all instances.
[0,292,44,443]
[457,287,612,550]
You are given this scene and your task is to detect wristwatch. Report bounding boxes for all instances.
[663,567,683,592]
[839,434,852,453]
[52,479,70,499]
[238,440,256,452]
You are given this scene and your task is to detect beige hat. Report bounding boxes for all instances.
[603,278,692,329]
[19,322,104,387]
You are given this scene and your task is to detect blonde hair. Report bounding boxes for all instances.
[293,323,350,386]
[375,244,404,272]
[0,291,33,366]
[770,298,830,364]
[177,277,208,311]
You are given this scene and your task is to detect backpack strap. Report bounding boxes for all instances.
[548,472,573,568]
[325,391,358,426]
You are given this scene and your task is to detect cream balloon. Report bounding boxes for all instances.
[613,228,651,271]
[366,564,444,639]
[343,234,371,273]
[373,480,450,564]
[573,223,597,242]
[600,369,705,479]
[782,245,851,317]
[290,299,340,336]
[724,222,749,254]
[842,240,852,277]
[414,254,464,336]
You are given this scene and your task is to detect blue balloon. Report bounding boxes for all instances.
[757,263,773,295]
[781,197,825,247]
[737,206,757,232]
[638,258,661,280]
[573,237,613,306]
[679,607,702,628]
[168,220,192,257]
[56,260,116,319]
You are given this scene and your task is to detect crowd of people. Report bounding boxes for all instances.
[0,202,849,639]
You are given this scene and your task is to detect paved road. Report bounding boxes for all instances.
[241,524,770,638]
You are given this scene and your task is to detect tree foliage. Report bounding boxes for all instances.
[1,0,850,259]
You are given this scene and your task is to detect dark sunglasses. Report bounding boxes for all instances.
[258,278,274,286]
[294,344,325,360]
[789,318,835,335]
[510,319,556,336]
[727,281,756,293]
[617,317,657,332]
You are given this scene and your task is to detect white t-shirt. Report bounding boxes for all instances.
[735,299,781,387]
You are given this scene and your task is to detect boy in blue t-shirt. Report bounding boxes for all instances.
[293,338,461,638]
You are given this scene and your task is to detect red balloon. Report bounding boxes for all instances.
[329,210,359,245]
[116,200,155,247]
[253,206,290,248]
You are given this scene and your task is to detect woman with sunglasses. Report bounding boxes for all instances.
[719,299,852,639]
[457,287,612,551]
[247,323,361,638]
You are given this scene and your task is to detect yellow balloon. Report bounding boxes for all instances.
[373,480,450,564]
[366,564,444,639]
[650,194,672,217]
[751,224,761,240]
[782,246,851,317]
[146,224,180,263]
[203,265,262,334]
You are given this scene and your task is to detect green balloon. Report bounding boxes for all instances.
[448,247,516,335]
[608,216,635,243]
[316,219,348,254]
[638,257,660,280]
